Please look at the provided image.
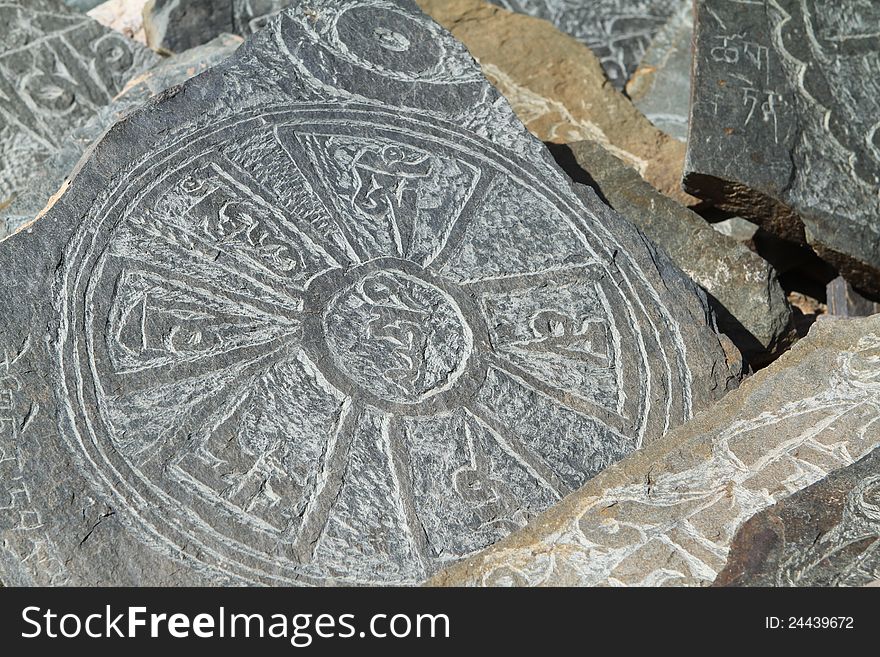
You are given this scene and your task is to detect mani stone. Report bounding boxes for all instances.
[429,315,880,586]
[487,0,686,90]
[143,0,292,53]
[0,0,157,235]
[1,34,242,235]
[715,447,880,587]
[419,0,698,207]
[625,2,692,142]
[0,0,739,586]
[563,140,794,366]
[683,0,880,298]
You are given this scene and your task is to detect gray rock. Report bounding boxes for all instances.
[430,316,880,587]
[143,0,291,53]
[64,0,105,10]
[0,0,157,238]
[0,0,738,586]
[715,447,880,587]
[826,276,880,318]
[489,0,687,90]
[560,140,793,365]
[625,2,692,141]
[711,217,759,242]
[1,34,242,235]
[684,0,880,297]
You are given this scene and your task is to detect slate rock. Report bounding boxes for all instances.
[488,0,686,90]
[429,316,880,586]
[826,276,880,318]
[715,447,880,587]
[562,140,794,366]
[143,0,291,53]
[1,34,242,235]
[0,0,157,237]
[419,0,699,207]
[0,0,739,586]
[683,0,880,297]
[625,2,692,141]
[64,0,105,10]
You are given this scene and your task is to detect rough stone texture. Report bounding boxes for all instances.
[64,0,104,10]
[0,1,738,586]
[826,277,880,318]
[87,0,148,43]
[1,34,242,235]
[563,140,793,365]
[419,0,698,207]
[715,448,880,587]
[0,0,157,236]
[429,316,880,586]
[143,0,292,53]
[625,2,692,141]
[683,0,880,297]
[488,0,686,90]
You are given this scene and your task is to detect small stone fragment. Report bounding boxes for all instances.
[419,0,699,207]
[429,316,880,587]
[826,277,880,318]
[684,0,880,297]
[625,2,692,141]
[715,448,880,587]
[561,140,794,365]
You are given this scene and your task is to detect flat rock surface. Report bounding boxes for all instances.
[429,316,880,586]
[143,0,292,53]
[715,447,880,587]
[419,0,698,207]
[0,0,157,236]
[488,0,686,90]
[1,34,241,235]
[566,140,793,365]
[0,1,738,586]
[684,0,880,297]
[625,3,692,141]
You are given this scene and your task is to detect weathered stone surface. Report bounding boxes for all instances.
[715,448,880,587]
[419,0,698,207]
[1,34,242,235]
[429,316,880,586]
[0,0,157,236]
[561,140,793,365]
[684,1,880,297]
[87,0,148,43]
[143,0,291,53]
[488,0,686,90]
[0,1,738,586]
[64,0,104,10]
[625,2,692,141]
[826,277,880,318]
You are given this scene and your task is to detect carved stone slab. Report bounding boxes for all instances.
[565,140,793,366]
[0,0,738,586]
[143,0,292,53]
[1,34,242,236]
[0,0,157,237]
[625,3,692,142]
[684,0,880,298]
[420,0,698,208]
[430,316,880,586]
[715,447,880,587]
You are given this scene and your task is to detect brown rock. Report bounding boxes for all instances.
[417,0,699,207]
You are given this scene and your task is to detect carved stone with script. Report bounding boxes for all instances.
[0,0,738,586]
[0,0,157,236]
[684,0,880,297]
[143,0,292,53]
[430,316,880,586]
[715,448,880,587]
[488,0,687,90]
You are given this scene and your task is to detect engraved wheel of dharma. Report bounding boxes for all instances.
[55,105,686,584]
